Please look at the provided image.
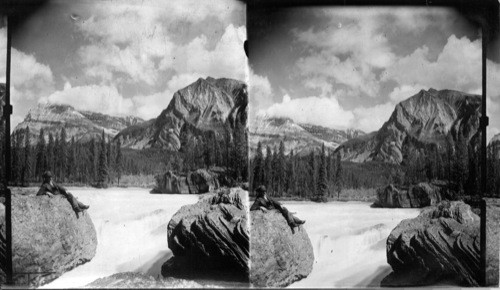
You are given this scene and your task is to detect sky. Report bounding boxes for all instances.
[0,0,246,130]
[248,7,500,140]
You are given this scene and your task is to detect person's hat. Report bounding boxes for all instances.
[42,171,53,179]
[256,185,266,194]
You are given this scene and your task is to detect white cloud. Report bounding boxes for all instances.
[293,10,398,98]
[389,85,421,103]
[76,0,245,88]
[352,102,395,133]
[383,35,500,98]
[165,24,247,81]
[249,70,273,117]
[41,84,134,117]
[132,89,174,120]
[264,95,355,129]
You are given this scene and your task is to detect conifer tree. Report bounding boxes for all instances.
[277,140,286,196]
[59,128,68,180]
[265,145,273,192]
[116,138,123,185]
[308,150,317,197]
[35,128,46,180]
[97,130,108,187]
[287,150,297,196]
[318,143,328,200]
[68,136,76,181]
[334,153,343,198]
[22,127,31,186]
[253,141,264,189]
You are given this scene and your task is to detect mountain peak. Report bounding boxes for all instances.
[117,76,246,150]
[336,88,481,164]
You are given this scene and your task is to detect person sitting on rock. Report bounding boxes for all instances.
[250,185,305,233]
[37,171,89,213]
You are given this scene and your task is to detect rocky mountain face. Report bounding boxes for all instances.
[336,88,481,164]
[12,103,143,144]
[249,115,364,156]
[116,77,247,150]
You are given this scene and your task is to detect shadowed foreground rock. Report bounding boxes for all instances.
[161,188,249,281]
[250,210,314,287]
[86,272,203,288]
[374,181,453,208]
[0,194,97,287]
[382,201,480,287]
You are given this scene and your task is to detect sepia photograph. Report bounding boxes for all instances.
[247,2,500,288]
[1,0,250,288]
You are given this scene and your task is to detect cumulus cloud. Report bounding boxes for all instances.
[389,85,422,103]
[164,24,247,81]
[383,35,500,98]
[39,81,181,121]
[40,83,134,116]
[352,102,395,133]
[76,0,245,88]
[249,70,273,117]
[293,9,397,98]
[263,94,355,129]
[260,92,395,133]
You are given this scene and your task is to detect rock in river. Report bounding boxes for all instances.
[0,193,97,287]
[161,188,249,281]
[382,200,480,286]
[250,210,314,287]
[374,181,452,208]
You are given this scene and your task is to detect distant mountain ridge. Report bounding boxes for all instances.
[335,88,481,164]
[115,77,247,150]
[249,114,365,156]
[13,103,144,143]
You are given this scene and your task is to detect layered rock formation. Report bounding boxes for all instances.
[374,181,453,208]
[152,168,226,194]
[250,210,314,287]
[0,194,97,286]
[152,171,189,194]
[382,201,480,286]
[116,77,247,150]
[483,198,500,286]
[86,272,203,288]
[336,89,481,164]
[162,188,249,281]
[186,169,220,194]
[13,103,143,144]
[249,115,364,156]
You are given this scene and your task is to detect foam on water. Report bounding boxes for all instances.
[282,201,420,288]
[41,188,199,288]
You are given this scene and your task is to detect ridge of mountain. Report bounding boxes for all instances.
[12,103,144,143]
[335,88,481,164]
[115,77,247,150]
[249,114,365,156]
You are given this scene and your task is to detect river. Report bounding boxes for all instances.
[40,188,420,288]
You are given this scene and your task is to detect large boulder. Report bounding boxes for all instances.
[161,188,249,281]
[0,194,97,287]
[86,272,204,288]
[250,210,314,287]
[381,201,480,286]
[374,181,448,208]
[186,169,220,194]
[152,171,189,194]
[483,198,500,286]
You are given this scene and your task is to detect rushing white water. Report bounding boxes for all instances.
[42,187,200,288]
[40,190,420,288]
[282,201,421,288]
